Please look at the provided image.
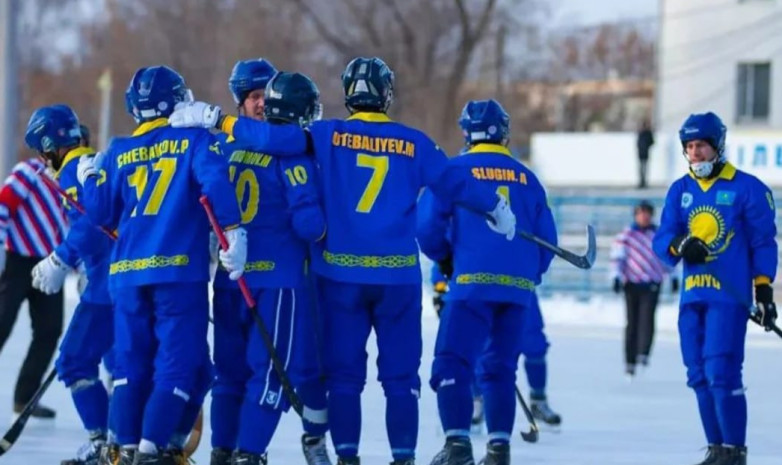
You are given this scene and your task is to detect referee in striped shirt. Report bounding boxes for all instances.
[0,154,69,418]
[610,200,678,377]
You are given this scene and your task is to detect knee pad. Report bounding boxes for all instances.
[685,364,708,389]
[381,375,421,398]
[56,355,100,386]
[705,355,743,393]
[430,355,473,392]
[477,353,518,385]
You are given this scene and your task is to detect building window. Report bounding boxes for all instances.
[736,63,771,123]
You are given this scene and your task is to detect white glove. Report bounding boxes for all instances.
[31,252,71,295]
[219,228,247,280]
[209,232,219,264]
[486,195,517,241]
[0,245,6,275]
[169,101,222,129]
[77,154,98,185]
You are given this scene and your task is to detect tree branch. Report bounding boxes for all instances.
[289,0,354,56]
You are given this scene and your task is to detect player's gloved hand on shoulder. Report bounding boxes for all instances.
[671,277,679,293]
[487,195,516,241]
[613,278,623,294]
[76,154,99,185]
[754,283,777,331]
[169,101,222,129]
[31,252,70,295]
[219,227,247,280]
[670,234,710,264]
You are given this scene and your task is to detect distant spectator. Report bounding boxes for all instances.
[610,200,677,378]
[637,119,655,188]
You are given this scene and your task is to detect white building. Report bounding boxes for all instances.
[657,0,782,133]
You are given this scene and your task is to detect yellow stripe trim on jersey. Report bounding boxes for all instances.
[465,143,512,157]
[454,272,535,291]
[322,250,417,268]
[132,118,170,137]
[754,275,771,285]
[110,254,189,274]
[56,146,96,179]
[346,112,392,123]
[220,115,238,136]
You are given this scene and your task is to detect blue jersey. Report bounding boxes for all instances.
[212,133,325,289]
[652,163,778,305]
[223,112,499,285]
[53,146,112,304]
[82,118,241,288]
[417,144,557,304]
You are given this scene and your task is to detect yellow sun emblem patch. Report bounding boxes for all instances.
[687,205,726,249]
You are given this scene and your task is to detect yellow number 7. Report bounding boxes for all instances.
[355,153,388,213]
[127,158,177,216]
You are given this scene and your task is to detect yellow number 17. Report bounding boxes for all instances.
[355,153,388,213]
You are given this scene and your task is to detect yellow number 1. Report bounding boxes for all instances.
[355,153,388,213]
[127,158,177,216]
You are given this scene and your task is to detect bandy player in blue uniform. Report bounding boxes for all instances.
[168,56,517,465]
[417,99,556,465]
[430,265,561,430]
[652,112,777,465]
[24,105,115,465]
[210,65,332,465]
[77,65,244,465]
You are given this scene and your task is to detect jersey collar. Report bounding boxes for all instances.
[465,143,512,156]
[346,112,392,123]
[689,162,736,192]
[133,117,170,136]
[56,146,96,179]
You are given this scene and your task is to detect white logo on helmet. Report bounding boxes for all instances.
[158,101,168,112]
[354,80,370,93]
[488,125,497,135]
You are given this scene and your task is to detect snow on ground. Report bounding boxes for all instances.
[0,278,779,464]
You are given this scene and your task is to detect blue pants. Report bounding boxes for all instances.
[211,286,327,454]
[472,293,549,398]
[432,299,525,443]
[56,301,114,436]
[318,277,422,461]
[111,282,210,448]
[679,302,748,447]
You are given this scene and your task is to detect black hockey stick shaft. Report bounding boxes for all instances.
[200,196,305,417]
[0,368,57,456]
[514,384,539,443]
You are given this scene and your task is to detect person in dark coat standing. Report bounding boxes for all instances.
[637,120,655,188]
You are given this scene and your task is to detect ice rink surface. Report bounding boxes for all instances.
[0,279,779,465]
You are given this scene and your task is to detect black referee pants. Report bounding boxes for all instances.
[624,282,660,366]
[0,251,63,406]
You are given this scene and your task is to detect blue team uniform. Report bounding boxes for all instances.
[653,162,777,448]
[417,143,556,443]
[53,146,115,438]
[220,111,499,461]
[82,118,240,448]
[210,133,329,455]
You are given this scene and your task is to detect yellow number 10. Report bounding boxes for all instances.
[355,153,388,213]
[127,158,177,216]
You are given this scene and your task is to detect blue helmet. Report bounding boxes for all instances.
[341,57,394,113]
[678,112,726,178]
[79,124,90,146]
[458,99,510,145]
[125,66,193,123]
[263,72,322,126]
[229,58,277,105]
[24,104,82,154]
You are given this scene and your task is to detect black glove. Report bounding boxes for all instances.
[433,292,445,317]
[670,235,710,264]
[438,256,454,281]
[671,277,679,293]
[754,284,778,331]
[613,278,623,294]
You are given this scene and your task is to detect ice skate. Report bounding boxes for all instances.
[429,437,475,465]
[210,448,232,465]
[715,446,746,465]
[530,396,562,429]
[691,445,724,465]
[231,451,267,465]
[302,434,332,465]
[476,442,509,465]
[60,438,103,465]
